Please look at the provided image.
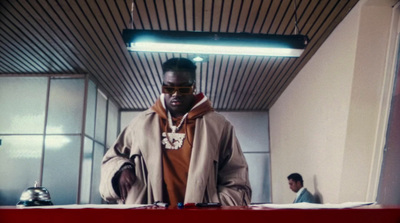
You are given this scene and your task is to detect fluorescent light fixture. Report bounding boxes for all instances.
[122,30,308,57]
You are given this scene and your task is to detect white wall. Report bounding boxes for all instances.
[269,0,396,204]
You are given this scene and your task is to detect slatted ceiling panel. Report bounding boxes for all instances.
[212,56,226,107]
[206,56,217,103]
[221,56,235,107]
[164,0,176,30]
[1,10,39,72]
[176,1,187,30]
[217,1,231,32]
[269,1,290,34]
[216,56,233,109]
[261,57,293,109]
[168,0,181,30]
[238,57,264,109]
[130,53,156,108]
[290,1,311,34]
[163,1,177,30]
[141,1,156,30]
[250,58,274,109]
[215,56,229,105]
[131,2,142,29]
[147,1,160,30]
[195,0,204,30]
[253,58,278,109]
[214,55,229,105]
[1,35,17,74]
[252,57,279,108]
[0,45,17,73]
[143,1,159,30]
[209,1,220,32]
[229,57,248,109]
[251,1,268,33]
[182,1,193,31]
[36,2,70,72]
[94,2,143,108]
[274,4,295,34]
[142,52,163,89]
[253,1,270,30]
[234,57,255,108]
[0,0,359,111]
[233,1,249,33]
[201,1,211,31]
[8,3,68,73]
[139,53,162,99]
[230,2,245,33]
[116,1,130,29]
[212,57,224,108]
[0,56,13,73]
[205,56,216,100]
[11,39,45,72]
[197,61,207,94]
[245,1,261,31]
[214,1,227,32]
[223,56,243,106]
[259,1,280,33]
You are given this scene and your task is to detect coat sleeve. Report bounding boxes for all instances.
[217,121,252,206]
[99,122,136,202]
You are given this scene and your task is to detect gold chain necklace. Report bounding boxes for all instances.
[161,111,188,149]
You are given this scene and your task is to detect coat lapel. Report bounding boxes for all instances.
[184,116,218,203]
[140,111,163,202]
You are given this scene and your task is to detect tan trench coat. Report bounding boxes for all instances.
[99,108,251,206]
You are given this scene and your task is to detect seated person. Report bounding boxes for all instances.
[287,173,315,203]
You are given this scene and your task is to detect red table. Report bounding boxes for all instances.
[1,205,399,223]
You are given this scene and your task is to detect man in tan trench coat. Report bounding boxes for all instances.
[100,58,251,207]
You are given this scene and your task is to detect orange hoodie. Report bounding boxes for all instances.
[151,93,214,207]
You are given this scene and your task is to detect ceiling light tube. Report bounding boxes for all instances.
[122,30,309,57]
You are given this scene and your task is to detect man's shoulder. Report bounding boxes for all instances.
[303,188,312,195]
[203,111,233,125]
[125,108,157,126]
[203,111,226,120]
[300,188,315,202]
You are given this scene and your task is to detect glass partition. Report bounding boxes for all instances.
[244,153,271,203]
[106,101,119,148]
[0,77,47,134]
[91,142,106,204]
[0,75,117,205]
[46,78,84,134]
[0,135,43,205]
[42,135,81,205]
[80,137,94,204]
[95,90,107,144]
[85,80,97,138]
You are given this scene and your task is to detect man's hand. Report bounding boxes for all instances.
[118,167,136,201]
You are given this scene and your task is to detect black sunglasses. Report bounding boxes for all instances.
[162,85,194,95]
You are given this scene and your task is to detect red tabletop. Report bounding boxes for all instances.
[1,205,399,223]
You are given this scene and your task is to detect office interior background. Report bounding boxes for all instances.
[0,0,399,205]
